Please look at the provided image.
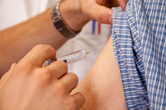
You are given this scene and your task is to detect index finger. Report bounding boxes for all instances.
[19,45,56,67]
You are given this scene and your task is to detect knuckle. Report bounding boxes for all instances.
[15,62,33,75]
[81,2,90,16]
[53,82,66,94]
[58,60,67,66]
[96,12,103,23]
[70,73,78,83]
[42,68,51,76]
[65,94,85,110]
[69,97,77,109]
[40,45,51,53]
[34,44,45,50]
[34,69,51,85]
[68,94,85,110]
[56,61,68,72]
[65,97,77,110]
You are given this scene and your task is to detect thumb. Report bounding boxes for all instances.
[81,0,113,24]
[0,63,16,89]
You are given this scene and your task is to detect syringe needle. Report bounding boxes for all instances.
[86,51,91,54]
[85,48,99,55]
[43,48,100,67]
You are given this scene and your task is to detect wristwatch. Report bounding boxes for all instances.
[51,1,78,39]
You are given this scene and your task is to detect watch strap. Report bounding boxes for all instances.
[51,1,77,39]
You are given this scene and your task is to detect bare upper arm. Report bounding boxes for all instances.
[72,37,127,110]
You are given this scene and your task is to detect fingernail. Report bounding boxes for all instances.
[96,0,100,4]
[109,16,113,25]
[96,0,104,6]
[101,0,105,6]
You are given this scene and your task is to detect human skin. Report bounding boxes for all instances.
[0,0,129,109]
[0,0,111,76]
[71,37,128,110]
[71,0,129,109]
[0,45,85,110]
[0,0,127,76]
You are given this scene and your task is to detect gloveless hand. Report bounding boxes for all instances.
[79,0,128,24]
[59,0,114,32]
[61,0,128,25]
[0,45,85,110]
[79,0,114,24]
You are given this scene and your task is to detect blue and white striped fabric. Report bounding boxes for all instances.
[112,0,166,109]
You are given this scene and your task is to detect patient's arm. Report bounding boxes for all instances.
[72,37,127,110]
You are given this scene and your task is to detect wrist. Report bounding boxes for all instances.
[59,0,90,32]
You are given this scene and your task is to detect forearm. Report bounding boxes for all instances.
[0,9,63,75]
[0,0,89,76]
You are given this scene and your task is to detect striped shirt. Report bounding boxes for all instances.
[112,0,166,109]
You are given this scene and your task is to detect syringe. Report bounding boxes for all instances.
[42,49,95,67]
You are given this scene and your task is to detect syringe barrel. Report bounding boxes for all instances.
[57,49,87,64]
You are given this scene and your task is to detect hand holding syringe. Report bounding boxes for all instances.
[42,49,97,67]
